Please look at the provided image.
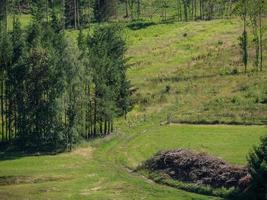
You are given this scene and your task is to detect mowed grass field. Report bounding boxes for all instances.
[0,123,266,200]
[0,17,266,199]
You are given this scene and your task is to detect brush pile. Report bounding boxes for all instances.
[143,149,251,190]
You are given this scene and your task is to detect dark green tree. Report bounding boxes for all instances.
[245,135,267,200]
[94,0,117,22]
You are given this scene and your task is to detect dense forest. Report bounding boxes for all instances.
[0,0,265,151]
[0,0,132,150]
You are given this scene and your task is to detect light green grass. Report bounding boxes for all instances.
[0,121,266,200]
[7,15,31,30]
[120,124,266,167]
[125,19,267,124]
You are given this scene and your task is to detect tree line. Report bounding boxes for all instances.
[0,0,132,150]
[6,0,242,29]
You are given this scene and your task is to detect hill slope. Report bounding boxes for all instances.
[126,19,267,125]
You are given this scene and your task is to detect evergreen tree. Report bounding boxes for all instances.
[245,135,267,200]
[87,25,131,135]
[237,0,248,72]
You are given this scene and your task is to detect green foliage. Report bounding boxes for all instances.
[139,170,237,198]
[0,2,132,149]
[244,135,267,200]
[93,0,117,22]
[239,30,248,71]
[86,24,132,132]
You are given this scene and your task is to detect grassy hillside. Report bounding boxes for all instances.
[125,19,267,125]
[0,17,266,199]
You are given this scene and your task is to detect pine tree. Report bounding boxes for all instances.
[245,135,267,200]
[237,0,248,73]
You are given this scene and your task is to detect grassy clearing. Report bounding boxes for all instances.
[0,130,218,200]
[119,124,266,167]
[0,120,265,199]
[0,17,266,199]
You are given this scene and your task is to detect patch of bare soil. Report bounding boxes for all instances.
[142,149,251,190]
[69,147,93,159]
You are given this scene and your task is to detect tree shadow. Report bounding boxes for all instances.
[0,144,64,162]
[127,21,157,30]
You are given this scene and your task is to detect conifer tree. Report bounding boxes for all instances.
[245,135,267,200]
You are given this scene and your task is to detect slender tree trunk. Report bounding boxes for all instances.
[99,120,102,135]
[77,0,80,28]
[104,120,107,135]
[137,0,141,19]
[4,0,8,31]
[125,0,129,17]
[94,94,97,136]
[8,87,11,141]
[200,0,203,20]
[259,1,263,71]
[1,73,4,142]
[62,0,65,30]
[46,0,49,22]
[14,101,17,138]
[107,120,110,134]
[176,0,180,21]
[111,119,113,133]
[5,80,8,141]
[184,1,188,21]
[74,0,77,29]
[244,0,248,73]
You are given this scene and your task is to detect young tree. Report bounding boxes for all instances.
[62,39,85,150]
[258,0,264,71]
[245,135,267,200]
[87,25,131,135]
[237,0,248,73]
[248,0,260,71]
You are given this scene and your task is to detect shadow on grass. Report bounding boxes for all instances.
[126,19,178,31]
[127,21,157,30]
[0,142,65,161]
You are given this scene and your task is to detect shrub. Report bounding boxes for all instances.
[165,85,171,93]
[244,135,267,200]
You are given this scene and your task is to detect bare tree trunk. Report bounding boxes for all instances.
[259,1,263,71]
[137,0,141,19]
[5,80,8,141]
[62,0,65,30]
[74,0,77,29]
[1,73,4,142]
[104,120,107,135]
[14,101,17,138]
[243,0,248,73]
[94,94,97,137]
[46,0,49,22]
[4,0,8,31]
[125,0,129,17]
